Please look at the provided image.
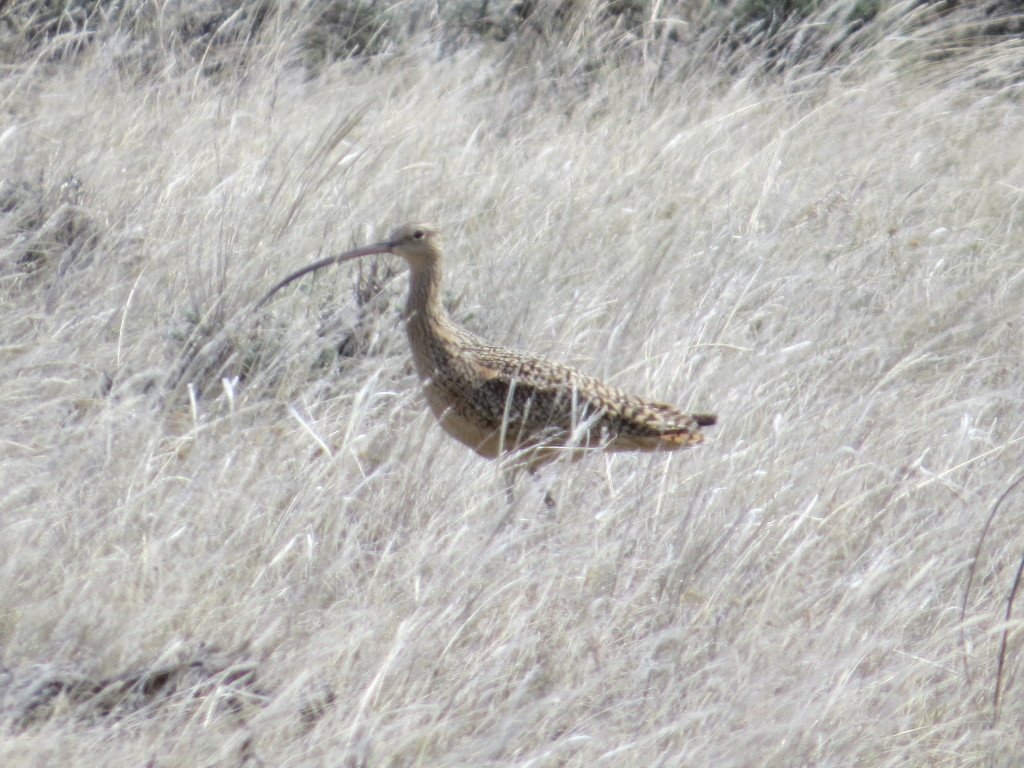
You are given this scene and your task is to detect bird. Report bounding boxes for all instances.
[259,222,715,473]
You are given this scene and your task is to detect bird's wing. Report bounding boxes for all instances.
[467,344,711,448]
[468,349,601,437]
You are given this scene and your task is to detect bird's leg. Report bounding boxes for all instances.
[600,454,617,495]
[501,462,520,506]
[542,488,557,511]
[498,459,556,512]
[527,465,557,511]
[478,463,522,544]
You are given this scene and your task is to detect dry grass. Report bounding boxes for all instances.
[2,7,1024,767]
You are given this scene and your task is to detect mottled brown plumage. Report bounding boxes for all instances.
[260,222,715,469]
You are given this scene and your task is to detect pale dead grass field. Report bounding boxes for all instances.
[1,9,1024,767]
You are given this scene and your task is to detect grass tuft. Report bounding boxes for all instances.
[2,2,1024,765]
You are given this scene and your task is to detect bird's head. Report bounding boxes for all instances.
[387,221,442,271]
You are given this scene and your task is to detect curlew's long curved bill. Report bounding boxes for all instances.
[256,241,394,308]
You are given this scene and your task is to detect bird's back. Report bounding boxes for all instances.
[413,323,715,464]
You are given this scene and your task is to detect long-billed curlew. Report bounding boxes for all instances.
[259,222,716,472]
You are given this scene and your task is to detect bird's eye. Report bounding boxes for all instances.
[413,229,425,239]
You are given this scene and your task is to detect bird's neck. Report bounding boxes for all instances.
[405,261,453,335]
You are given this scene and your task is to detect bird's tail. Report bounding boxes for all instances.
[659,431,705,447]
